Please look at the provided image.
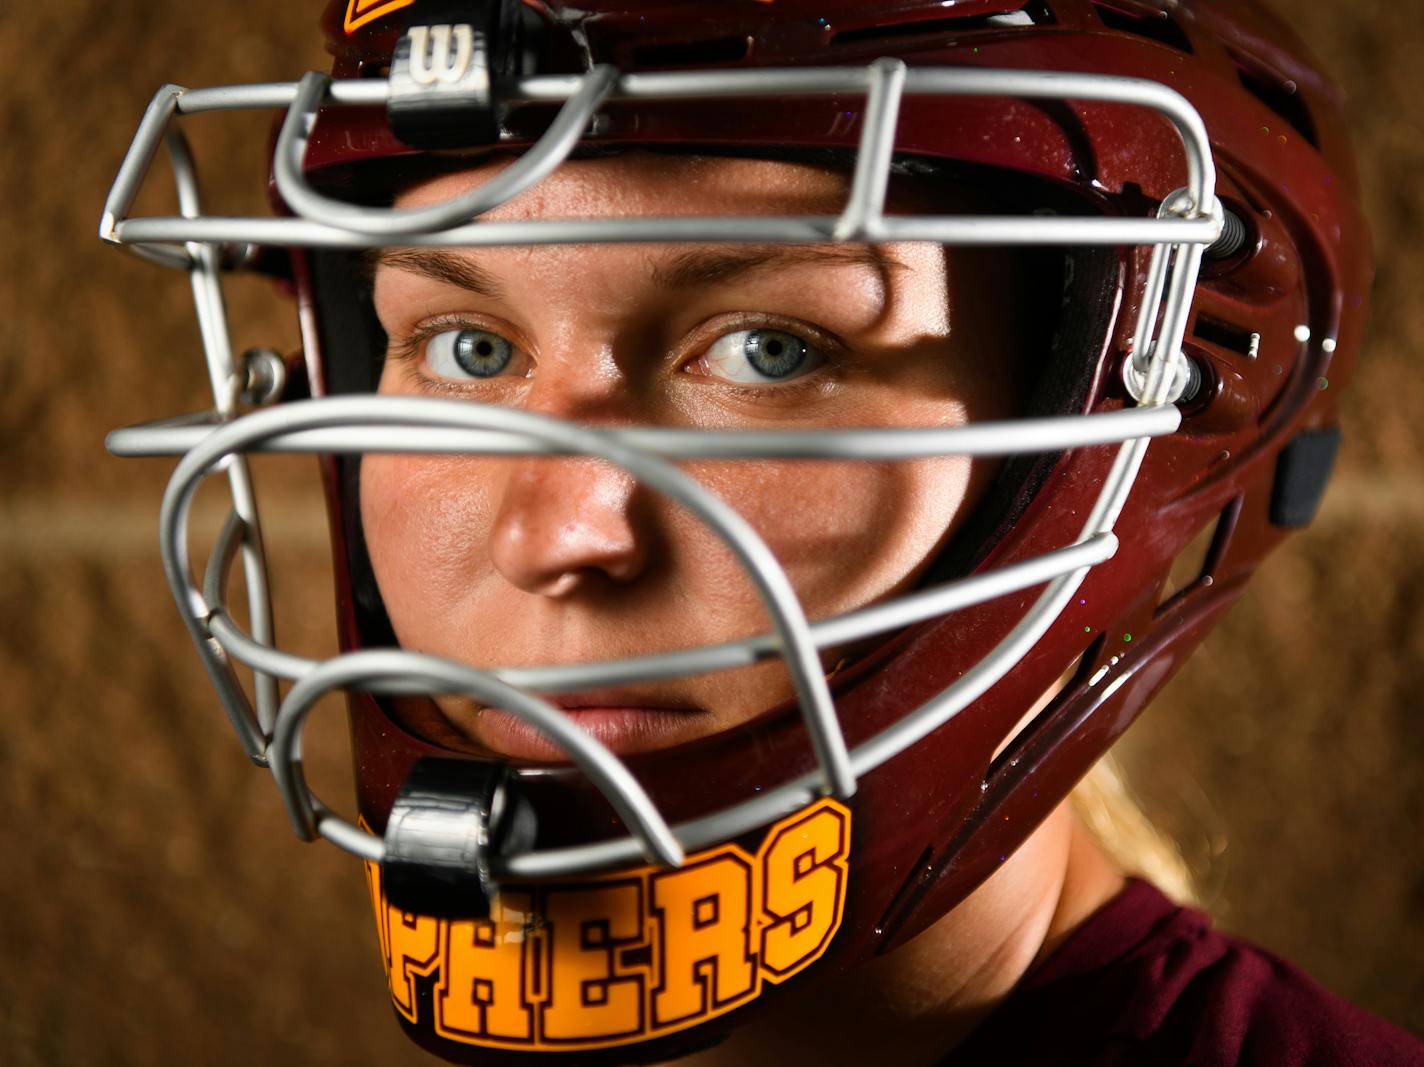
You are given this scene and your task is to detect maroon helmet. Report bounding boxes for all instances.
[102,0,1369,1062]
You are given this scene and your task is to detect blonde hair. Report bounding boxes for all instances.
[1069,752,1202,907]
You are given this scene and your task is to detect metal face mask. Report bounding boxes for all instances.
[101,0,1367,1061]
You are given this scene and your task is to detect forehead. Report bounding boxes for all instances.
[394,151,852,220]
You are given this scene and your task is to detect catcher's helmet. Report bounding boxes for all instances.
[102,0,1368,1061]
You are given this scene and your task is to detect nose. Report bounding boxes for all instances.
[487,454,650,597]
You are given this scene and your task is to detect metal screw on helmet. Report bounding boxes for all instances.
[1122,344,1204,406]
[1204,206,1249,260]
[239,346,287,406]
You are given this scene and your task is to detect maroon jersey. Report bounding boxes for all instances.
[943,879,1424,1066]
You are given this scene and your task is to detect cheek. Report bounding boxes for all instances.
[699,455,977,617]
[360,456,496,646]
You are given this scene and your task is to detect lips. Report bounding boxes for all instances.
[470,689,712,761]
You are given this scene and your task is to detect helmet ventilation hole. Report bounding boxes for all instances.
[1193,314,1261,361]
[631,35,750,68]
[1091,2,1193,54]
[829,4,1049,48]
[1154,499,1240,613]
[1232,52,1319,148]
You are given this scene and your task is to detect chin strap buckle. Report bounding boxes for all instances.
[381,758,537,919]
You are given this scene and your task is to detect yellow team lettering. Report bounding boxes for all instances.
[435,891,536,1042]
[760,806,850,976]
[362,798,850,1051]
[384,901,442,1021]
[542,882,646,1041]
[651,854,757,1027]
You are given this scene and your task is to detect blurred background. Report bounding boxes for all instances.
[2,2,1420,1064]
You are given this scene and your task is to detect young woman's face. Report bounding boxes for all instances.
[363,152,1020,761]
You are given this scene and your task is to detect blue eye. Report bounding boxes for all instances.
[425,328,515,379]
[701,329,820,384]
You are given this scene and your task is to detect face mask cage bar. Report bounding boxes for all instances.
[103,58,1218,880]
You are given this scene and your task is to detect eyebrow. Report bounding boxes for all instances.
[650,244,908,290]
[375,242,905,300]
[375,247,504,299]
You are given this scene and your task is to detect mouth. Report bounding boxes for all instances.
[466,689,714,761]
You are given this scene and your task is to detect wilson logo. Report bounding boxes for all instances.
[405,24,476,86]
[363,799,851,1050]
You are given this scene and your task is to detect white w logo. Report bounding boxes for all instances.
[407,24,475,86]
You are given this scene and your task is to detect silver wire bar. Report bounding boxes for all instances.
[274,66,620,236]
[271,652,685,868]
[167,387,1162,875]
[1133,220,1201,398]
[107,400,1182,460]
[835,57,907,240]
[113,212,1220,252]
[505,410,1166,878]
[206,530,1120,687]
[105,63,1220,253]
[508,551,1097,877]
[103,54,1217,877]
[159,399,857,802]
[181,80,389,111]
[100,84,183,243]
[169,129,281,737]
[199,511,271,742]
[164,66,1213,207]
[145,319,1193,878]
[268,522,1101,878]
[509,246,1198,876]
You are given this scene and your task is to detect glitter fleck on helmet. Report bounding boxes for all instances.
[101,0,1369,1061]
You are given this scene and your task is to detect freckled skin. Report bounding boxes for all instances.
[361,152,1021,757]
